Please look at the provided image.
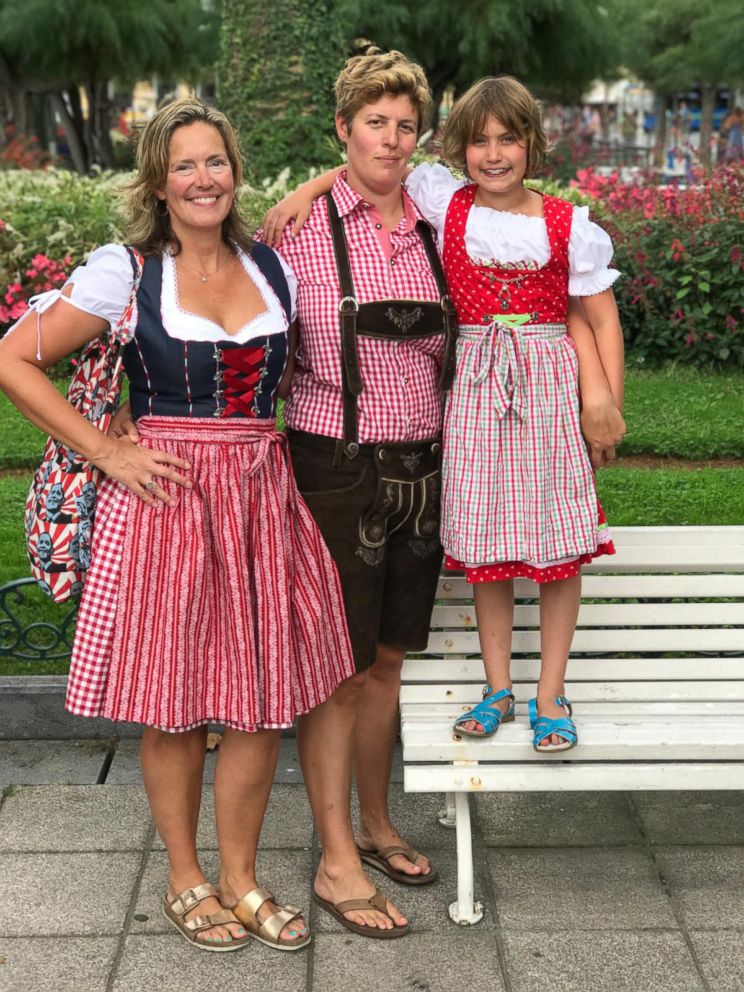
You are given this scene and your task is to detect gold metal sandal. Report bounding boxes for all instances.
[230,886,310,951]
[162,882,250,952]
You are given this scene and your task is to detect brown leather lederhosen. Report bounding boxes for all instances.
[325,192,457,460]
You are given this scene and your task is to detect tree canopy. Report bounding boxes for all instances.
[0,0,218,171]
[337,0,623,128]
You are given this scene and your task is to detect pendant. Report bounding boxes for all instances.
[201,275,208,283]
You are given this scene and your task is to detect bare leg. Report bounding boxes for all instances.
[215,727,306,943]
[459,580,515,733]
[355,642,431,878]
[297,671,408,931]
[538,574,581,746]
[140,726,244,946]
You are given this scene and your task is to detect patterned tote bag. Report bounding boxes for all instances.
[25,248,144,603]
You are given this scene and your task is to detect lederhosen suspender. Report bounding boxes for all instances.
[325,193,458,459]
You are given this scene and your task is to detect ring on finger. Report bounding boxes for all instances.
[144,479,157,492]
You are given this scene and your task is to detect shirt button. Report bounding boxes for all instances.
[403,376,409,385]
[375,223,382,230]
[390,259,396,266]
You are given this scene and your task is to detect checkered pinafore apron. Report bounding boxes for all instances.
[440,185,613,580]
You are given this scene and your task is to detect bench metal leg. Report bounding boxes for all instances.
[448,791,484,925]
[437,791,457,828]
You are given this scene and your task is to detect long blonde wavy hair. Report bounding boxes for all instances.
[122,98,253,256]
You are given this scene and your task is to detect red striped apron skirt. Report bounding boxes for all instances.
[66,416,354,732]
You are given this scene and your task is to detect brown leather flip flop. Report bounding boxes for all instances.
[312,887,410,939]
[357,844,439,886]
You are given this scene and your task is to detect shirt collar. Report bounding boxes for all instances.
[331,168,424,231]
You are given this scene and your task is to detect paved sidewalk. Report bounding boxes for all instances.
[1,738,743,992]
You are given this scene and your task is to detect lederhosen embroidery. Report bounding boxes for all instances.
[324,193,456,565]
[325,193,457,459]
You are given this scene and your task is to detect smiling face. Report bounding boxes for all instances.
[157,122,234,239]
[336,94,419,199]
[465,115,528,205]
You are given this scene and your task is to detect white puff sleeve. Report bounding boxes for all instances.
[275,251,298,323]
[405,163,466,239]
[568,207,620,296]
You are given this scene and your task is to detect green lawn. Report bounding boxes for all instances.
[618,366,744,460]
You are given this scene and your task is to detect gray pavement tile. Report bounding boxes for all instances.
[312,850,495,934]
[151,783,313,851]
[311,932,506,992]
[106,740,218,785]
[111,934,307,992]
[0,739,110,785]
[503,930,704,992]
[689,930,744,992]
[0,784,151,852]
[476,791,644,847]
[0,936,118,992]
[635,792,744,845]
[487,848,676,930]
[0,852,140,936]
[131,849,313,935]
[351,783,458,853]
[655,846,744,928]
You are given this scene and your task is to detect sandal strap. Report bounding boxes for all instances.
[528,696,573,729]
[232,885,273,920]
[169,882,219,919]
[255,905,304,942]
[335,889,388,916]
[376,844,420,865]
[455,688,514,734]
[532,715,577,747]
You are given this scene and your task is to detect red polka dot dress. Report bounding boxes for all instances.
[436,183,615,583]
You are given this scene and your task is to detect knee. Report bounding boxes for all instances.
[368,643,405,683]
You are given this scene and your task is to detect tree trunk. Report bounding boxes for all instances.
[653,92,670,169]
[87,80,115,169]
[49,91,87,173]
[699,82,715,169]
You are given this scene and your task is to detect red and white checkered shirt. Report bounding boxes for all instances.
[271,171,445,443]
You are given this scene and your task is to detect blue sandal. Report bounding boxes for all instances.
[528,696,578,752]
[453,686,515,738]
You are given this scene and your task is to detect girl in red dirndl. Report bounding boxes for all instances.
[405,77,625,752]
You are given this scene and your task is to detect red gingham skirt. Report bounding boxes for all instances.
[66,416,354,732]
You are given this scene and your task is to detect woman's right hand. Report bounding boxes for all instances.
[262,190,314,247]
[95,436,192,507]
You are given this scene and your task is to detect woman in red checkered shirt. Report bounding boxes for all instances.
[263,52,626,937]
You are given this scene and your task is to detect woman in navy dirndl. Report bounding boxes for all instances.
[0,99,353,953]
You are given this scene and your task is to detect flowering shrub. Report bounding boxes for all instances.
[0,251,71,325]
[574,163,744,367]
[0,127,51,171]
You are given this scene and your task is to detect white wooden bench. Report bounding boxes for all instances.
[399,526,744,925]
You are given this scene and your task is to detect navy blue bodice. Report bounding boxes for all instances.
[124,244,291,419]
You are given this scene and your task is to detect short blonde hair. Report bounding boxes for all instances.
[334,50,432,136]
[122,98,252,256]
[441,76,548,178]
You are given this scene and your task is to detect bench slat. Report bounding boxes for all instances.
[400,681,744,704]
[402,657,744,682]
[437,574,744,599]
[401,717,744,762]
[403,763,744,792]
[430,602,743,628]
[424,628,744,655]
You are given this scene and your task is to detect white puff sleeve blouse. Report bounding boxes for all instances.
[406,162,620,297]
[14,243,298,355]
